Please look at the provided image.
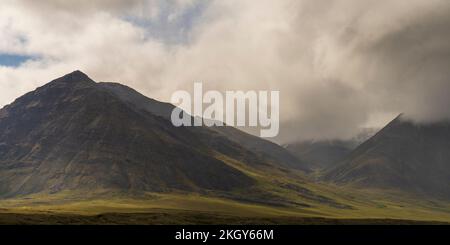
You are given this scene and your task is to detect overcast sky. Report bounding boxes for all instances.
[1,0,449,143]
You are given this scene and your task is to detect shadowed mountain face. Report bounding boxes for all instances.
[0,71,307,198]
[0,71,259,197]
[100,82,308,172]
[324,115,450,199]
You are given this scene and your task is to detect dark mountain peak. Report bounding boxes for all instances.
[390,113,450,129]
[0,71,257,197]
[0,71,97,113]
[46,70,95,89]
[26,71,97,99]
[324,113,450,198]
[0,71,312,198]
[60,70,93,82]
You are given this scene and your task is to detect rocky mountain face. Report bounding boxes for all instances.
[323,115,450,199]
[100,82,308,172]
[0,71,306,197]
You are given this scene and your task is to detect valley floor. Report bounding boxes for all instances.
[1,190,450,225]
[0,210,448,225]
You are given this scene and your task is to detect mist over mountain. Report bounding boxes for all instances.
[1,1,450,227]
[286,141,353,171]
[2,1,450,142]
[324,115,450,199]
[285,128,378,171]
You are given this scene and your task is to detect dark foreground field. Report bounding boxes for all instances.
[0,211,448,225]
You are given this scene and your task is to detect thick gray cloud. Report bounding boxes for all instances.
[0,0,449,143]
[358,3,450,123]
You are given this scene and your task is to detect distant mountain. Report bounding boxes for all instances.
[323,115,450,199]
[285,140,354,171]
[285,129,378,171]
[0,71,306,198]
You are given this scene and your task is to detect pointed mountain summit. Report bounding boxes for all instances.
[58,70,93,82]
[0,71,306,198]
[323,115,450,199]
[0,71,255,197]
[44,70,95,87]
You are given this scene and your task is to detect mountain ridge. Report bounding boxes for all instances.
[0,70,308,198]
[0,71,257,197]
[99,80,309,172]
[323,114,450,199]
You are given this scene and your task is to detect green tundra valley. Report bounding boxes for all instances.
[0,71,449,224]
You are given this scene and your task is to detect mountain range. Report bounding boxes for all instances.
[0,71,449,224]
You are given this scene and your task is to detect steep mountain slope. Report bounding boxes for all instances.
[324,115,450,198]
[100,82,308,171]
[0,71,255,197]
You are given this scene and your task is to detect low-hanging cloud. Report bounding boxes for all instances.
[0,0,449,143]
